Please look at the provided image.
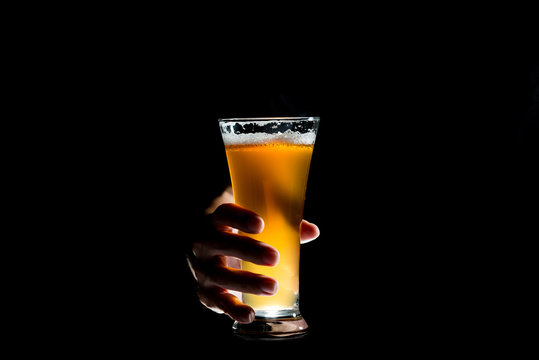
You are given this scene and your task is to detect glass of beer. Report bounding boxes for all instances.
[218,117,319,339]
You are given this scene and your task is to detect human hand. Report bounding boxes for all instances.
[188,202,319,324]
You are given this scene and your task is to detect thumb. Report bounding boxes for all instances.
[300,220,320,244]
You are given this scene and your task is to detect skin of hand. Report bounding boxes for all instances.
[187,187,320,324]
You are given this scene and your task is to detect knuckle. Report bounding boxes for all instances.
[191,241,203,257]
[212,203,238,222]
[197,287,207,304]
[211,204,228,218]
[203,266,224,287]
[196,269,211,287]
[197,286,224,314]
[195,258,225,287]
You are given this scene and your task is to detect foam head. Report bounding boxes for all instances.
[219,118,319,146]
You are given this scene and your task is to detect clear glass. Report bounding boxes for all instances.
[218,117,319,339]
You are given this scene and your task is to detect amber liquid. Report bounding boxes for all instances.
[225,142,314,312]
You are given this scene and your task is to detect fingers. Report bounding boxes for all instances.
[193,201,320,324]
[198,264,279,296]
[193,231,279,266]
[210,203,264,234]
[195,264,279,323]
[300,219,320,244]
[198,286,255,323]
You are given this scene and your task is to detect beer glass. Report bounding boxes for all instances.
[218,117,319,339]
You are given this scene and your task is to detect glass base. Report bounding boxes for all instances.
[233,315,308,340]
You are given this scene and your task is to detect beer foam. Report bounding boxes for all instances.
[221,129,316,145]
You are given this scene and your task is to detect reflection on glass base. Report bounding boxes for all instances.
[232,314,308,340]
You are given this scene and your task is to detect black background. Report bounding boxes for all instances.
[172,64,538,353]
[31,14,538,355]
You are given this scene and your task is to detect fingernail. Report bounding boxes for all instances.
[262,248,280,266]
[248,216,264,233]
[239,310,255,323]
[237,310,254,324]
[260,279,278,295]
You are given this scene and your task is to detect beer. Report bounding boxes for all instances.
[225,142,314,312]
[219,117,319,337]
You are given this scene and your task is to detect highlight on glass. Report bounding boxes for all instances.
[218,117,319,339]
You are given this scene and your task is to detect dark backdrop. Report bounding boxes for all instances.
[173,58,537,351]
[57,31,538,355]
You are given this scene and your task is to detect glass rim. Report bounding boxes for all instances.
[218,117,319,122]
